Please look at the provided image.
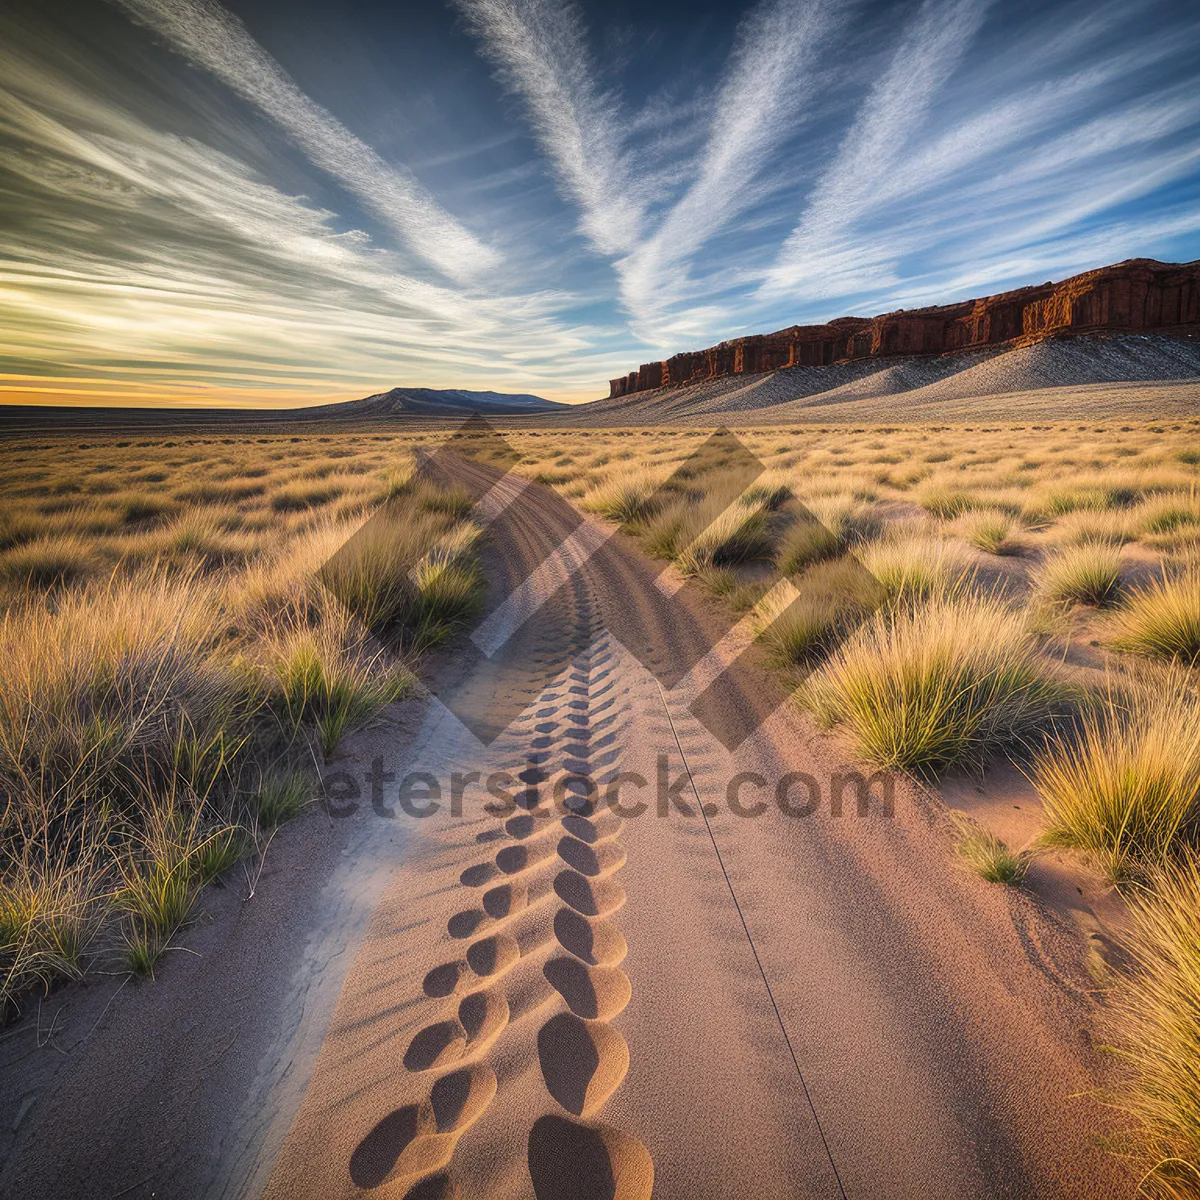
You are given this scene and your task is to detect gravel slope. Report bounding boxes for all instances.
[571,334,1200,425]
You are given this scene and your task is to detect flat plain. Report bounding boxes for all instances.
[1,399,1199,1199]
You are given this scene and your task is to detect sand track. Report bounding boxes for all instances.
[254,456,1131,1198]
[0,455,1135,1198]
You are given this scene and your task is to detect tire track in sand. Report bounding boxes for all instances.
[528,637,653,1200]
[345,609,650,1198]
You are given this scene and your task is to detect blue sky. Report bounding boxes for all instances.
[2,0,1199,406]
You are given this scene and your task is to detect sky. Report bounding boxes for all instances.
[1,0,1199,407]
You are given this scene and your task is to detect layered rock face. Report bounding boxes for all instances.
[609,258,1200,398]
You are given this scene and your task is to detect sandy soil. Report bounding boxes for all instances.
[0,454,1138,1199]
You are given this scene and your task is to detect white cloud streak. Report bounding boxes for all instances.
[761,0,991,299]
[452,0,645,257]
[456,0,842,345]
[615,0,839,344]
[0,42,623,404]
[112,0,501,283]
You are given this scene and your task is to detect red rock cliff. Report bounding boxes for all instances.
[608,258,1200,398]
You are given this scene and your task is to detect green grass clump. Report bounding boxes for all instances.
[635,501,688,559]
[411,559,483,647]
[804,596,1066,774]
[1035,681,1200,881]
[857,535,975,605]
[1110,569,1200,664]
[635,491,773,574]
[0,856,98,1003]
[1034,543,1123,607]
[1106,854,1200,1198]
[951,816,1029,884]
[118,851,199,939]
[251,771,313,827]
[191,825,250,882]
[269,612,414,758]
[124,930,162,977]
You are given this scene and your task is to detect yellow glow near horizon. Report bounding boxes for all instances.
[0,377,601,408]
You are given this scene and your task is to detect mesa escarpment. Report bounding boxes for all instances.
[609,258,1200,398]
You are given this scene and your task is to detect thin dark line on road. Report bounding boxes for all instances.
[656,680,849,1200]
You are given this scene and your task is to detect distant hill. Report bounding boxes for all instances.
[302,387,564,417]
[0,386,563,427]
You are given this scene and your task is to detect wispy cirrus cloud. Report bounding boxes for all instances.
[754,0,1200,316]
[111,0,501,283]
[452,0,645,257]
[0,34,619,406]
[615,0,841,343]
[761,0,991,299]
[456,0,844,344]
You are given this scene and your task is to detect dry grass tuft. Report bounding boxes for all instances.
[1035,679,1200,881]
[1106,854,1200,1198]
[580,473,660,524]
[0,535,104,588]
[1110,568,1200,664]
[857,534,976,605]
[1034,543,1124,607]
[804,596,1067,774]
[954,509,1026,556]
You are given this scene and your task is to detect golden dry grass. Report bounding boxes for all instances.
[1107,853,1200,1198]
[2,416,1198,1182]
[0,431,481,1008]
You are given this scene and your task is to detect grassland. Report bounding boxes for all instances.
[516,415,1200,1193]
[1,414,1198,1190]
[0,430,482,1006]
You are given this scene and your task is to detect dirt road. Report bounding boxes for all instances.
[260,453,1127,1199]
[0,454,1130,1198]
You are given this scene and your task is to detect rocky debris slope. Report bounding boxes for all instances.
[564,334,1200,425]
